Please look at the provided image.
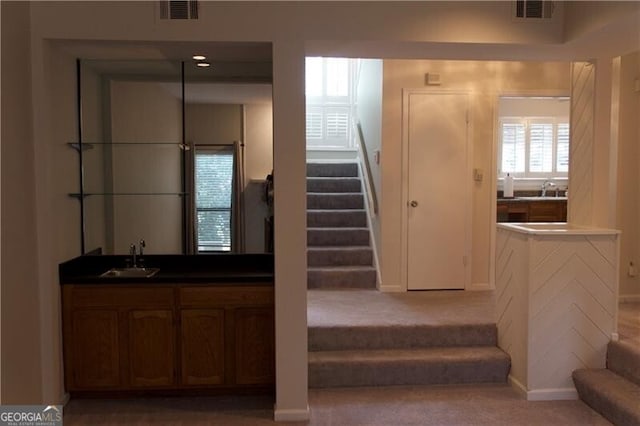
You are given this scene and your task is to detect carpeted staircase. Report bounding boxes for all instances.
[309,315,511,388]
[307,162,377,289]
[573,339,640,425]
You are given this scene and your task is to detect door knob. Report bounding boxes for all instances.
[410,200,418,207]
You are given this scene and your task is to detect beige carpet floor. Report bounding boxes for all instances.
[63,384,610,425]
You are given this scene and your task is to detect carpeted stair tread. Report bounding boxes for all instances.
[307,177,362,193]
[307,210,367,227]
[607,339,640,386]
[308,323,498,351]
[309,346,511,388]
[308,266,377,289]
[307,192,364,209]
[573,368,640,426]
[308,246,373,267]
[307,227,370,247]
[307,163,358,177]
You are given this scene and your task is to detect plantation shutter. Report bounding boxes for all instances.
[501,122,526,173]
[529,123,553,172]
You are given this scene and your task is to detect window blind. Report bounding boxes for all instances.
[195,149,233,252]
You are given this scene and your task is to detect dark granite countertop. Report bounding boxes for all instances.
[59,253,274,285]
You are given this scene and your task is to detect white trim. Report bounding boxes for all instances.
[508,375,528,398]
[469,282,492,291]
[508,376,578,401]
[401,89,472,292]
[274,405,310,422]
[526,388,578,401]
[619,294,640,303]
[355,161,382,289]
[379,284,404,293]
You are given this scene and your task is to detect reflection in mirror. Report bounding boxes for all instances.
[79,55,273,255]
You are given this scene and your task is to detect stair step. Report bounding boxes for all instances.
[307,177,361,193]
[309,323,498,352]
[308,227,370,247]
[308,246,373,267]
[307,210,367,228]
[308,266,376,289]
[607,339,640,386]
[307,163,358,178]
[573,368,640,426]
[309,346,510,388]
[307,193,364,210]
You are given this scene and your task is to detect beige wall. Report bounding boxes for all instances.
[109,81,183,254]
[244,103,274,253]
[12,0,638,415]
[616,51,640,298]
[0,1,44,404]
[381,60,570,289]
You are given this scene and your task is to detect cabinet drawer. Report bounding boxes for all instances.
[529,202,562,222]
[180,286,274,307]
[70,286,174,308]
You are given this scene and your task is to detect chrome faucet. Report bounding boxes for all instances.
[128,239,146,268]
[129,244,137,268]
[541,180,556,197]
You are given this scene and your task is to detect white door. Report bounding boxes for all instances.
[405,92,470,290]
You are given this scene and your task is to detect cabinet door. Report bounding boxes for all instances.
[529,201,561,222]
[128,309,176,387]
[234,307,274,385]
[71,309,120,389]
[180,309,225,386]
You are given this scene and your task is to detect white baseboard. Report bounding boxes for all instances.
[508,375,527,398]
[468,282,492,291]
[526,388,578,401]
[508,376,577,401]
[379,284,404,292]
[274,405,310,422]
[619,294,640,303]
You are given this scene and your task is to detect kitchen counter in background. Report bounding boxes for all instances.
[59,253,274,284]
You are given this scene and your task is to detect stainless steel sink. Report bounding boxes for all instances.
[100,267,160,278]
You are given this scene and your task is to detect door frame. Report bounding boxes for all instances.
[400,89,473,291]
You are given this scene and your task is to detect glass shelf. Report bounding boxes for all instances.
[69,192,189,199]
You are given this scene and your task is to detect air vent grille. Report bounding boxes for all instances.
[159,0,198,20]
[514,0,554,19]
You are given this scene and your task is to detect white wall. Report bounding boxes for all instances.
[615,51,640,299]
[381,60,571,290]
[355,59,383,267]
[18,0,640,415]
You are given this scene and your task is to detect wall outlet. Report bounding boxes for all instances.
[628,261,638,277]
[473,168,483,182]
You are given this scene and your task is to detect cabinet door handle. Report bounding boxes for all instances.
[410,200,418,207]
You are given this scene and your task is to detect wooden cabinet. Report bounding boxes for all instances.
[528,201,565,222]
[180,309,225,386]
[62,283,274,395]
[70,309,120,389]
[497,199,566,223]
[128,309,175,388]
[234,307,275,385]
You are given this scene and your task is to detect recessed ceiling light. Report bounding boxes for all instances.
[192,55,206,61]
[196,62,211,68]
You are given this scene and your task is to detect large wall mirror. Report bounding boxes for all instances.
[76,45,273,255]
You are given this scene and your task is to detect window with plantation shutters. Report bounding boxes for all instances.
[194,147,234,252]
[305,57,355,149]
[499,118,569,177]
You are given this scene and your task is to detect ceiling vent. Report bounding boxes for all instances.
[513,0,554,19]
[159,0,198,20]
